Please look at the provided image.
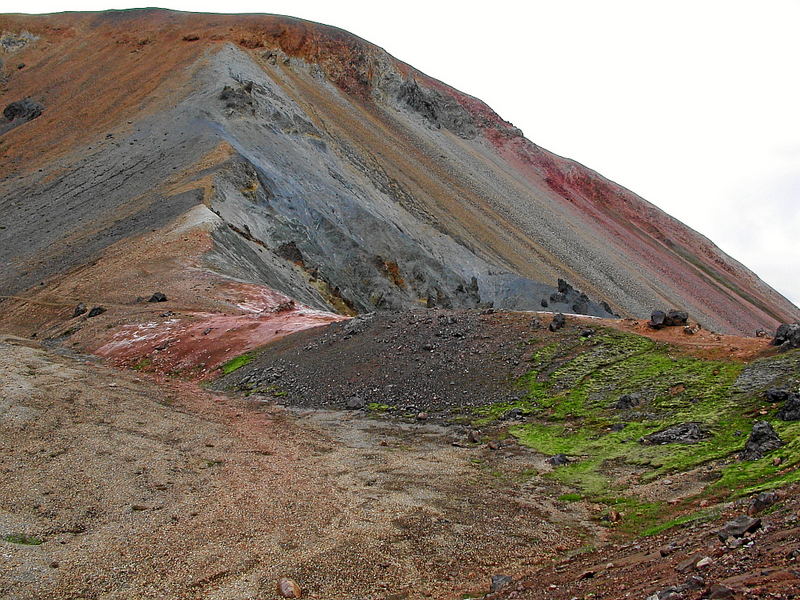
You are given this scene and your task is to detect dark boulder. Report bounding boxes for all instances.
[649,309,689,329]
[549,291,567,304]
[501,408,526,421]
[540,298,548,308]
[549,313,565,332]
[72,303,87,318]
[641,422,707,445]
[717,515,761,541]
[148,292,167,303]
[548,453,570,466]
[740,420,783,460]
[772,323,800,350]
[765,388,789,403]
[665,310,689,326]
[86,306,106,318]
[649,310,667,329]
[748,490,779,515]
[490,574,513,593]
[614,393,641,410]
[777,393,800,421]
[3,98,43,122]
[345,396,366,410]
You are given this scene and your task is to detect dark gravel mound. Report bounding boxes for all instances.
[217,309,563,415]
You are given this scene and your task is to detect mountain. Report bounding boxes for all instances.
[0,9,797,351]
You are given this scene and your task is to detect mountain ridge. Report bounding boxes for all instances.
[0,8,797,339]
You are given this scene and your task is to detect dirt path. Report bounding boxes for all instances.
[0,335,590,600]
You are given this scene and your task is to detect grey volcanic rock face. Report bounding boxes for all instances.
[193,45,616,316]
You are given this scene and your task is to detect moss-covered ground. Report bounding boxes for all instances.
[486,328,800,535]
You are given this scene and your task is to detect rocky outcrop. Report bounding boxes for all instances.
[772,323,800,351]
[740,421,783,460]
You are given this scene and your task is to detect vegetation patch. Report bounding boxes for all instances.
[220,353,254,375]
[3,533,43,545]
[504,328,798,534]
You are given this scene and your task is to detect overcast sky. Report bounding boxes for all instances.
[21,1,800,307]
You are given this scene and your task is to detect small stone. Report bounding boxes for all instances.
[277,577,301,598]
[490,574,513,593]
[695,557,712,568]
[467,430,481,444]
[416,412,428,421]
[548,313,565,332]
[345,396,365,410]
[773,456,782,466]
[707,583,735,599]
[717,515,761,541]
[487,440,499,450]
[86,306,106,318]
[148,292,167,303]
[748,490,779,515]
[72,303,87,318]
[548,453,570,466]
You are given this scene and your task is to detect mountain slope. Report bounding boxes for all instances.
[0,9,797,337]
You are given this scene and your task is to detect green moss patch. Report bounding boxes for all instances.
[220,353,254,375]
[3,533,43,545]
[504,328,799,534]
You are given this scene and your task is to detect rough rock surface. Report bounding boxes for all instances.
[772,323,800,350]
[641,422,708,445]
[740,421,783,460]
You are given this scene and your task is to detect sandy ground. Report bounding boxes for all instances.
[0,335,592,600]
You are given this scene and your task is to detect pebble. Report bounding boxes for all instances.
[277,577,301,598]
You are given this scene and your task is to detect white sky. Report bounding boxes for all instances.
[16,0,800,307]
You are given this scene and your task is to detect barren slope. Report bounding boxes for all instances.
[0,8,796,340]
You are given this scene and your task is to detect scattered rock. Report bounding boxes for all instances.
[740,421,783,460]
[614,393,641,410]
[641,422,707,445]
[772,323,800,350]
[705,583,736,599]
[748,490,779,515]
[695,556,712,568]
[3,98,43,122]
[765,388,790,403]
[86,306,106,318]
[490,574,513,593]
[416,411,428,421]
[276,577,301,598]
[548,453,570,466]
[649,310,666,329]
[777,393,800,421]
[755,328,769,338]
[540,298,548,308]
[717,515,761,541]
[345,396,366,410]
[182,33,200,41]
[467,430,481,444]
[148,292,167,303]
[501,408,525,421]
[549,313,565,332]
[72,303,87,318]
[580,328,595,337]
